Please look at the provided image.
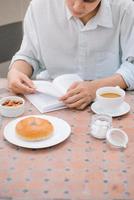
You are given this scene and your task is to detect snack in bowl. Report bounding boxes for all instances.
[15,117,54,141]
[2,99,23,107]
[0,96,25,117]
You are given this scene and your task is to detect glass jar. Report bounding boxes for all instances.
[90,114,112,139]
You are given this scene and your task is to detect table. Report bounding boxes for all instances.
[0,79,134,200]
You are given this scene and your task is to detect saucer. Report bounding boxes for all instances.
[91,101,130,117]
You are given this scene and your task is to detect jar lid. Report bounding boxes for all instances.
[106,128,128,148]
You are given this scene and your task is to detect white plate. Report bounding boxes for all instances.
[91,101,130,117]
[4,115,71,149]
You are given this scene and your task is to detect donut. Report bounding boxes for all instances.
[16,117,53,141]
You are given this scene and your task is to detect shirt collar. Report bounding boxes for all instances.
[66,4,72,20]
[65,0,113,29]
[94,0,113,28]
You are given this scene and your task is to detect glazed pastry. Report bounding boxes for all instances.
[16,117,53,141]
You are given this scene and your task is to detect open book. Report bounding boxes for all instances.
[25,74,83,113]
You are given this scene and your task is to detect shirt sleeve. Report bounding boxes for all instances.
[10,2,41,78]
[116,2,134,90]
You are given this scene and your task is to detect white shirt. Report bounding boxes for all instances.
[11,0,134,89]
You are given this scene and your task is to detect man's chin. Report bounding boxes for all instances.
[72,12,84,18]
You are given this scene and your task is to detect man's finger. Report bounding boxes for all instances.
[21,75,36,89]
[15,81,35,93]
[67,81,80,91]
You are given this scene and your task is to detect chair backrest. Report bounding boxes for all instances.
[0,22,22,78]
[0,22,22,63]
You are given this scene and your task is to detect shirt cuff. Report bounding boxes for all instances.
[9,55,40,79]
[116,61,134,90]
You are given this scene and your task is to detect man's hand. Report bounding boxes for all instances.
[59,81,95,110]
[8,68,36,94]
[59,73,127,110]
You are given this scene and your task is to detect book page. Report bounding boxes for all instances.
[33,80,62,97]
[25,92,66,113]
[53,74,83,95]
[25,74,82,113]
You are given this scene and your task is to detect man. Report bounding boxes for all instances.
[8,0,134,109]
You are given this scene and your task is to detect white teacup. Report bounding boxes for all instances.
[96,86,125,112]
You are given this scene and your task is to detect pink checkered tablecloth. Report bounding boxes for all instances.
[0,79,134,200]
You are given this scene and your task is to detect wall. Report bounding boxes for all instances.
[0,0,31,77]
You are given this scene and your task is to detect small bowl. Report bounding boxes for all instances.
[0,96,25,117]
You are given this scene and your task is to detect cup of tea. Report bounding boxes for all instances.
[96,86,125,112]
